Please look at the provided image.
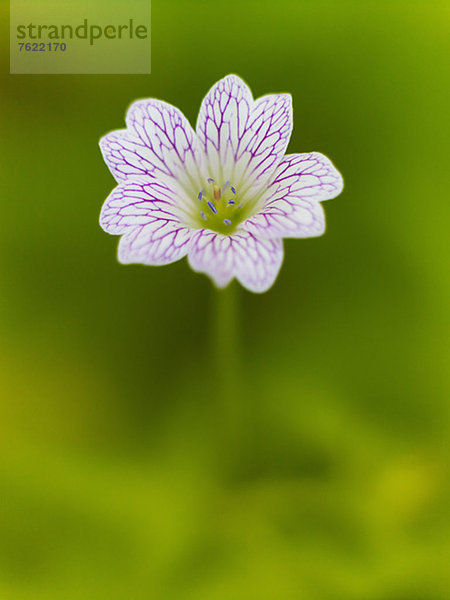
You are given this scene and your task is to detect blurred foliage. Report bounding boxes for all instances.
[0,0,449,599]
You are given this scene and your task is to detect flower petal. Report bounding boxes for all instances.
[99,129,157,183]
[244,152,342,238]
[100,180,183,235]
[188,229,284,293]
[244,197,326,239]
[118,220,192,266]
[268,152,343,202]
[196,75,292,195]
[125,98,204,190]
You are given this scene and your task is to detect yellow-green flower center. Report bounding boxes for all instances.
[195,179,247,234]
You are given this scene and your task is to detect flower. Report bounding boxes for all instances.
[99,74,343,293]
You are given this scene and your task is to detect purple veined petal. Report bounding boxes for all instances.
[233,233,284,293]
[243,152,343,239]
[188,229,284,293]
[99,129,161,184]
[235,93,293,197]
[267,152,344,202]
[125,98,205,191]
[100,180,184,235]
[244,196,326,239]
[118,219,193,266]
[188,230,235,288]
[196,75,253,178]
[196,74,293,196]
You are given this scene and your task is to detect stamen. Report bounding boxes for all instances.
[222,180,230,191]
[207,201,217,214]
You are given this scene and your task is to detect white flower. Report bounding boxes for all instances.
[99,74,343,292]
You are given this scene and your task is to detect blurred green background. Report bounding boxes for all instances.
[1,0,449,598]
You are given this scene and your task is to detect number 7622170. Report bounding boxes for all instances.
[18,42,67,51]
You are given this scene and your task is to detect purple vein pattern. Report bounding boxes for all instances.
[99,74,343,293]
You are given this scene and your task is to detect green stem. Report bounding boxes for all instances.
[215,283,239,381]
[212,282,243,454]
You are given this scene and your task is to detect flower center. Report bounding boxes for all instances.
[195,179,245,234]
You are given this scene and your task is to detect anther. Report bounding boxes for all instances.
[224,219,231,226]
[228,199,235,205]
[198,190,203,201]
[201,212,207,220]
[230,186,236,194]
[207,201,217,214]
